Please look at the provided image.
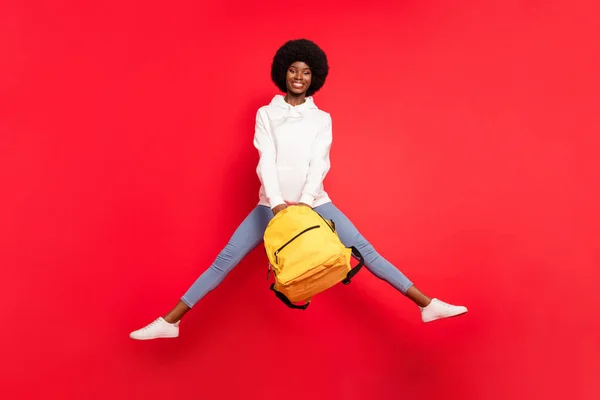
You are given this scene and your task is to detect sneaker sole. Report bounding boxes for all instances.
[422,309,468,323]
[130,333,179,340]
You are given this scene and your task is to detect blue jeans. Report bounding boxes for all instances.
[181,203,414,307]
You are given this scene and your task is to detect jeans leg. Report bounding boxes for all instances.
[180,205,273,307]
[314,202,414,294]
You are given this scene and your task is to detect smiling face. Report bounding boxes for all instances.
[285,61,312,95]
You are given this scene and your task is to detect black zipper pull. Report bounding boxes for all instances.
[267,263,272,280]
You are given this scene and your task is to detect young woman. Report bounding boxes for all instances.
[130,39,467,340]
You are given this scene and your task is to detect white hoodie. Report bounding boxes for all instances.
[254,94,332,209]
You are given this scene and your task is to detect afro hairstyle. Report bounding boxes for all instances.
[271,39,329,97]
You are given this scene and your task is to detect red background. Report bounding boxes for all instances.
[1,1,599,399]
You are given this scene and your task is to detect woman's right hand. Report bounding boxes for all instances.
[272,204,288,215]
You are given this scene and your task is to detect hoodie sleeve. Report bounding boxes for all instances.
[299,114,333,207]
[253,109,285,209]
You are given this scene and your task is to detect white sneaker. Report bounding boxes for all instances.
[420,298,468,323]
[129,317,180,340]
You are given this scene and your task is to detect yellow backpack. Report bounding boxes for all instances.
[263,205,364,310]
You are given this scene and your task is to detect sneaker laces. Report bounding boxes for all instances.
[421,299,452,312]
[437,299,461,311]
[140,318,162,331]
[436,299,453,309]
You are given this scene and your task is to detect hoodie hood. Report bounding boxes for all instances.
[269,94,318,120]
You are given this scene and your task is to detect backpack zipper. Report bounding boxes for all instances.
[317,213,335,232]
[274,225,320,264]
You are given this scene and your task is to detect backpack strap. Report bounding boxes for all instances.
[342,246,365,285]
[270,284,310,310]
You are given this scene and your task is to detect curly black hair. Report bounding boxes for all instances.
[271,39,329,97]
